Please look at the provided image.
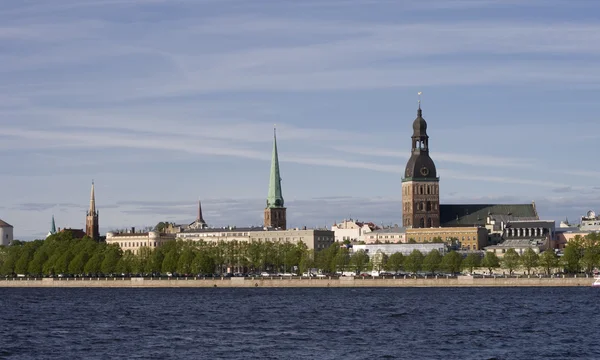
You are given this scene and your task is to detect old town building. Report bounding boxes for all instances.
[264,128,286,230]
[401,104,440,228]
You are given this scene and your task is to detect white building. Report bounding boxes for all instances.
[360,226,406,244]
[0,219,14,246]
[580,210,600,231]
[332,219,377,242]
[177,226,335,251]
[106,229,176,254]
[352,243,447,257]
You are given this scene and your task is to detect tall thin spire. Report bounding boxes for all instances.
[89,181,96,214]
[51,215,56,234]
[197,198,204,222]
[267,125,284,208]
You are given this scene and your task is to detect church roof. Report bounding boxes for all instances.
[0,219,13,228]
[440,203,538,227]
[267,128,284,208]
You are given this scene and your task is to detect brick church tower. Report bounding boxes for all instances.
[264,127,286,230]
[86,181,100,241]
[401,103,440,228]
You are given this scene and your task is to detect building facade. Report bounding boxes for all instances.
[484,239,548,257]
[580,210,600,231]
[352,243,447,257]
[332,219,376,242]
[401,105,440,228]
[85,182,100,241]
[406,226,489,250]
[106,230,176,254]
[264,128,286,230]
[248,229,334,251]
[177,227,334,251]
[360,227,406,244]
[0,219,14,246]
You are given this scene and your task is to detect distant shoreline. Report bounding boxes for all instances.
[0,276,595,288]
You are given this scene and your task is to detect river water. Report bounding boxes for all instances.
[1,287,599,359]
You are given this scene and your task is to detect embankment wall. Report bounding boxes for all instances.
[0,276,594,288]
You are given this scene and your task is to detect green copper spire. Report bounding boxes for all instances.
[266,127,284,208]
[50,215,56,234]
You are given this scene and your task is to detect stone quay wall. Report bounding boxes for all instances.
[0,276,595,288]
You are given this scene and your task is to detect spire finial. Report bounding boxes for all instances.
[417,91,422,109]
[274,124,277,139]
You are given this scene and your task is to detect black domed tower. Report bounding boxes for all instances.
[401,104,440,228]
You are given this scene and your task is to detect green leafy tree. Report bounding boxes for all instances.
[14,251,32,275]
[116,251,135,274]
[101,246,122,274]
[562,242,582,273]
[316,244,338,274]
[538,250,559,275]
[462,253,481,274]
[350,250,369,274]
[54,251,74,274]
[422,249,443,273]
[192,251,216,275]
[404,250,424,274]
[520,248,539,275]
[84,253,104,274]
[442,251,462,274]
[68,253,88,275]
[581,237,600,274]
[502,249,520,275]
[386,252,404,273]
[482,252,500,274]
[177,247,196,275]
[137,247,153,273]
[28,251,48,275]
[334,247,350,273]
[162,250,179,274]
[299,249,315,274]
[247,241,263,272]
[149,249,165,273]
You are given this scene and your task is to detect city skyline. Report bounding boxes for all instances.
[2,0,600,239]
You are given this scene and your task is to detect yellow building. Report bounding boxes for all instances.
[406,227,488,250]
[106,230,176,254]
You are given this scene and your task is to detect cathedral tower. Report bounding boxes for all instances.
[401,103,440,228]
[86,181,100,241]
[264,127,286,230]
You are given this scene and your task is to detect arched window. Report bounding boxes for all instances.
[426,186,430,195]
[419,218,425,228]
[427,218,432,227]
[426,201,432,211]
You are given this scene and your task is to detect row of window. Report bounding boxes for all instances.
[119,241,157,247]
[403,184,438,195]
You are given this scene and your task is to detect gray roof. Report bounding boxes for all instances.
[182,226,265,234]
[440,203,538,227]
[0,219,13,228]
[369,227,406,234]
[486,239,544,249]
[507,220,554,228]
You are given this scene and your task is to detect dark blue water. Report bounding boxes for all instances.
[1,288,599,359]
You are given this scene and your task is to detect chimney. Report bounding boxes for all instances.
[131,227,135,234]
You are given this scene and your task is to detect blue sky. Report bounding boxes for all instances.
[1,0,600,239]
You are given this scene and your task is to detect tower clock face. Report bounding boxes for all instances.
[420,167,429,176]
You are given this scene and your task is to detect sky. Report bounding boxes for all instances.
[1,0,600,240]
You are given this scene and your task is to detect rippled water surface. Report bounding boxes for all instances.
[1,287,599,359]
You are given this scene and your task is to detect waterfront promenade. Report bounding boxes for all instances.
[0,275,594,288]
